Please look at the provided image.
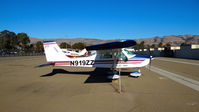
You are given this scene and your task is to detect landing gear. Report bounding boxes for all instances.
[107,68,122,94]
[107,74,120,80]
[130,68,142,77]
[107,70,120,80]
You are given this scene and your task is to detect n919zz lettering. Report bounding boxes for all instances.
[70,60,94,66]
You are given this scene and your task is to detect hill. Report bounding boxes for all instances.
[30,38,120,46]
[136,35,199,46]
[30,35,199,46]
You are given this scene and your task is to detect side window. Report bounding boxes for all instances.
[100,52,113,59]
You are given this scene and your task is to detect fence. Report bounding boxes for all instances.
[0,50,44,57]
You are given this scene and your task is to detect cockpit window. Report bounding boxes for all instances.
[117,52,127,61]
[100,52,112,59]
[123,49,135,55]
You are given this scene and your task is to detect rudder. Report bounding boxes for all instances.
[43,41,69,62]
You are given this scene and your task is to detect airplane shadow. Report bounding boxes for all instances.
[40,68,131,83]
[40,69,91,77]
[40,68,112,83]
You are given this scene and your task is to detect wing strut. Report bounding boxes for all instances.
[118,68,122,93]
[112,49,122,93]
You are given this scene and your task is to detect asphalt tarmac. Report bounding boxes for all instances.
[0,56,198,112]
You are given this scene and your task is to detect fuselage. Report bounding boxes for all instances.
[50,49,150,68]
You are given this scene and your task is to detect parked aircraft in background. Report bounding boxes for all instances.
[62,48,88,58]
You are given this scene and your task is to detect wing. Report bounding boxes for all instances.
[85,40,136,50]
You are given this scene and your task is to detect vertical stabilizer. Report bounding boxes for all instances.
[43,41,69,62]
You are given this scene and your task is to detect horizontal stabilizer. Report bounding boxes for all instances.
[34,63,54,68]
[85,40,136,50]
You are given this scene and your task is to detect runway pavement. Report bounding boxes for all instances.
[152,57,199,81]
[0,56,198,112]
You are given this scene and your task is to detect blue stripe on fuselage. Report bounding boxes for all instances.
[131,56,150,58]
[129,56,150,60]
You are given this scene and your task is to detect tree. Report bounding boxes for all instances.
[0,30,32,52]
[180,42,190,46]
[146,44,150,49]
[164,43,171,49]
[72,42,85,50]
[151,44,156,48]
[132,41,145,50]
[139,41,145,49]
[28,44,34,50]
[60,42,71,48]
[158,42,163,47]
[163,43,173,57]
[35,41,43,52]
[17,33,30,50]
[0,30,17,50]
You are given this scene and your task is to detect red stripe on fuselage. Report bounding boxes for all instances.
[118,60,144,64]
[43,43,56,45]
[52,60,145,66]
[55,62,70,66]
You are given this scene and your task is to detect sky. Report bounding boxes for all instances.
[0,0,199,40]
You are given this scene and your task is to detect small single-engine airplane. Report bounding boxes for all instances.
[37,40,151,80]
[62,48,88,57]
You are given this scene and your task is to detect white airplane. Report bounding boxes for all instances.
[37,40,151,80]
[62,48,88,57]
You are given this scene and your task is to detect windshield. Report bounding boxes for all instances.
[123,49,135,56]
[117,52,127,61]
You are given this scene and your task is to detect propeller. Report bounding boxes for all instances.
[34,63,54,68]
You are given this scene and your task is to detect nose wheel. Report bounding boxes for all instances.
[130,68,142,77]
